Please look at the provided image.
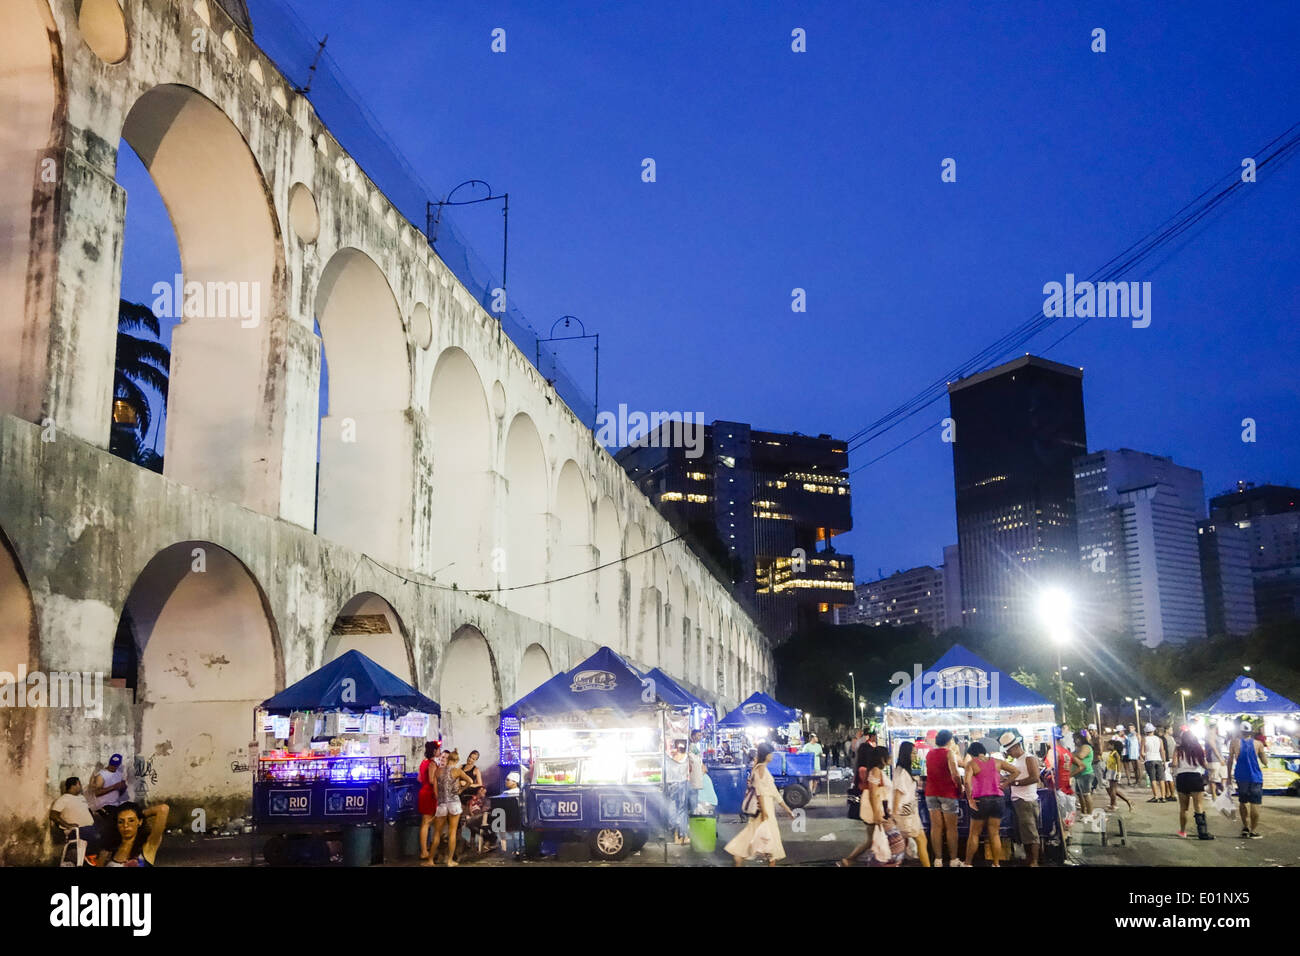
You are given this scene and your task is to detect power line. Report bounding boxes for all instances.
[359,534,686,594]
[842,121,1300,464]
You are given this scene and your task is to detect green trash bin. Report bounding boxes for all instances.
[689,815,716,853]
[343,824,375,866]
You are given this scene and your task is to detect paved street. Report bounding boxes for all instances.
[151,776,1300,868]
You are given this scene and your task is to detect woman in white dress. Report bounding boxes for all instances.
[725,743,795,866]
[891,741,930,866]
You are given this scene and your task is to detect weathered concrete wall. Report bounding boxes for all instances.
[0,0,774,864]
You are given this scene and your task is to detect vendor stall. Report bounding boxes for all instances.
[883,644,1064,863]
[505,646,683,861]
[645,667,716,736]
[1191,675,1300,795]
[252,650,440,865]
[709,691,818,810]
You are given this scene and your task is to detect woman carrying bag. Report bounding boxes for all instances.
[838,745,894,866]
[724,743,795,866]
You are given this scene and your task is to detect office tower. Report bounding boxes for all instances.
[617,420,854,642]
[836,565,947,632]
[1209,482,1300,624]
[942,543,963,630]
[947,355,1087,632]
[1198,520,1258,636]
[1073,448,1206,643]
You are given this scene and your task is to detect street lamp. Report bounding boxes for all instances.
[1179,689,1191,728]
[848,671,856,729]
[1037,587,1073,723]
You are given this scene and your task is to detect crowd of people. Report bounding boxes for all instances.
[417,742,523,866]
[47,752,170,866]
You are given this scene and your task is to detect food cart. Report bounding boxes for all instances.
[1191,675,1300,795]
[709,691,818,811]
[882,644,1065,862]
[505,646,683,861]
[252,649,440,865]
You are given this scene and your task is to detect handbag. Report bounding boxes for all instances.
[740,777,759,817]
[858,770,879,824]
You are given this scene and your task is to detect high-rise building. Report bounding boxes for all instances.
[1209,482,1300,625]
[947,355,1087,632]
[835,565,947,632]
[1072,449,1206,642]
[1115,482,1207,647]
[1198,520,1258,636]
[617,421,854,642]
[942,543,963,630]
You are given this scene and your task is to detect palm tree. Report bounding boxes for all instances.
[110,299,170,472]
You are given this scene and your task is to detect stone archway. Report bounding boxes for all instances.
[438,625,500,767]
[594,497,622,652]
[427,347,493,589]
[0,526,44,864]
[120,540,280,822]
[502,414,547,622]
[553,460,590,638]
[117,84,286,512]
[314,247,412,565]
[323,592,413,682]
[517,643,553,699]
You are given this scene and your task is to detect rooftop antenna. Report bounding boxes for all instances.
[297,34,329,95]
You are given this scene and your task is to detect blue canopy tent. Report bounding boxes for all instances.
[645,666,712,712]
[500,647,684,858]
[1192,675,1300,717]
[717,692,798,728]
[882,644,1055,754]
[260,649,441,716]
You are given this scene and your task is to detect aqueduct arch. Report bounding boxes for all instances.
[323,591,413,682]
[120,540,280,814]
[119,84,286,510]
[594,496,622,652]
[315,247,413,565]
[427,347,494,588]
[502,414,548,622]
[517,642,553,698]
[439,625,500,763]
[0,527,44,861]
[553,460,591,638]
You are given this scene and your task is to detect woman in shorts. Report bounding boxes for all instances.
[425,750,474,866]
[890,741,930,866]
[1070,731,1096,814]
[962,742,1018,868]
[1100,740,1133,811]
[1170,731,1211,839]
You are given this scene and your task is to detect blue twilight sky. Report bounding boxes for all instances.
[119,0,1300,580]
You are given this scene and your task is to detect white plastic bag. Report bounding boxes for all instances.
[1082,808,1107,833]
[870,825,891,863]
[1056,792,1077,827]
[905,836,918,860]
[1213,788,1237,821]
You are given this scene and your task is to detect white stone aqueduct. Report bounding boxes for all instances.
[0,0,771,860]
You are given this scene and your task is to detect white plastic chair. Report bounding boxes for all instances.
[59,826,87,867]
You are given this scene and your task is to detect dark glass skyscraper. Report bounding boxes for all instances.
[947,355,1087,632]
[616,421,854,642]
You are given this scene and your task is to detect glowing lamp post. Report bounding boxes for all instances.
[1037,587,1073,725]
[1179,689,1191,728]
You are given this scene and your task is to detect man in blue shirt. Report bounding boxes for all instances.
[1227,721,1267,839]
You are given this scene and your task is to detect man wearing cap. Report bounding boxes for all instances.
[1142,723,1167,803]
[1000,731,1041,866]
[88,753,130,844]
[1123,725,1142,786]
[1227,721,1267,839]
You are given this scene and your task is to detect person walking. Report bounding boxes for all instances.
[425,750,474,866]
[1204,722,1224,798]
[1227,722,1267,839]
[725,742,794,866]
[801,733,824,795]
[962,742,1017,868]
[1170,730,1213,840]
[923,729,964,867]
[417,741,438,860]
[1143,724,1167,803]
[1161,726,1178,801]
[1070,730,1096,815]
[1123,725,1142,786]
[1101,740,1134,811]
[890,741,930,866]
[838,744,892,866]
[1000,731,1041,867]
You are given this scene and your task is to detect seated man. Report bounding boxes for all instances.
[50,777,99,860]
[460,786,496,852]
